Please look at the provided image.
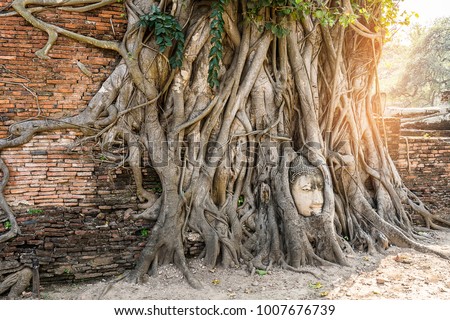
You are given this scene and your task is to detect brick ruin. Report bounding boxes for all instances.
[379,119,450,219]
[1,3,449,282]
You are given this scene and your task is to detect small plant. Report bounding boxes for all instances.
[150,183,163,193]
[237,195,245,207]
[99,154,107,161]
[255,269,267,276]
[140,228,149,237]
[309,282,323,289]
[3,220,12,230]
[63,268,72,275]
[27,208,43,215]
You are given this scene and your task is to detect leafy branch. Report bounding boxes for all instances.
[208,0,228,88]
[140,5,185,69]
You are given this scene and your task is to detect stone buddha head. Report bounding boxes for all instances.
[289,155,324,217]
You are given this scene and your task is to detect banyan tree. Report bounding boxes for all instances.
[0,0,448,288]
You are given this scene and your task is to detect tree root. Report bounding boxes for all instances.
[406,190,450,230]
[280,263,321,280]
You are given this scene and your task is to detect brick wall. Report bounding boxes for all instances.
[0,1,127,120]
[396,136,450,217]
[375,117,449,217]
[0,2,157,281]
[0,130,161,209]
[0,207,148,282]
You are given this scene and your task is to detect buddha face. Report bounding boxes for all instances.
[290,173,324,217]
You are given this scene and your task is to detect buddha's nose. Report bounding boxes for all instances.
[312,190,323,206]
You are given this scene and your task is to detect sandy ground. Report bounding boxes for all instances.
[38,230,450,300]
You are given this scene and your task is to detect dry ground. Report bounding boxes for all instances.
[37,230,450,300]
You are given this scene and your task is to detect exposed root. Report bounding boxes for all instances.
[280,263,321,280]
[406,190,450,230]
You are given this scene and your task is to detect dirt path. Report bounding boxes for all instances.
[40,230,450,300]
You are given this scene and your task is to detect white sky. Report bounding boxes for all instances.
[400,0,450,25]
[389,0,450,42]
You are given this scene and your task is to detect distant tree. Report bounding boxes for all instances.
[378,38,409,106]
[393,18,450,106]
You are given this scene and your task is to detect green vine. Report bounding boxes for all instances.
[140,5,185,69]
[208,0,228,88]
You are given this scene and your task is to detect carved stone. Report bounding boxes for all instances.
[289,155,324,217]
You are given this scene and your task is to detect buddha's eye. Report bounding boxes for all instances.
[301,186,312,191]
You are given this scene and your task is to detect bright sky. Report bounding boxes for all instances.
[390,0,450,42]
[400,0,450,25]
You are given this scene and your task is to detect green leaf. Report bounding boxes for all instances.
[256,269,267,276]
[3,220,12,230]
[280,8,291,16]
[314,10,324,19]
[309,282,323,289]
[208,0,227,88]
[139,8,185,69]
[155,27,165,36]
